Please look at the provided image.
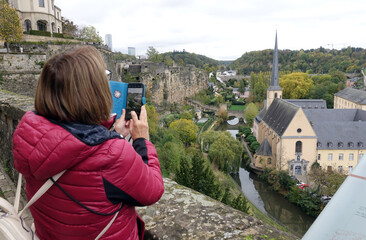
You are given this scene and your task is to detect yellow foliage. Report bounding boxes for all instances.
[0,0,23,42]
[279,72,314,99]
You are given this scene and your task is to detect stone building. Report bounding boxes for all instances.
[252,33,366,176]
[334,87,366,110]
[7,0,62,34]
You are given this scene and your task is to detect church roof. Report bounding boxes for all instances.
[255,107,267,123]
[334,88,366,105]
[262,98,299,136]
[284,99,327,109]
[256,138,272,156]
[303,109,366,150]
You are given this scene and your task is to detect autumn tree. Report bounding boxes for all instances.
[244,102,258,126]
[61,17,78,37]
[0,0,22,52]
[169,119,199,146]
[77,25,103,43]
[279,72,314,99]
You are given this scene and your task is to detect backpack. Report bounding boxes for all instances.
[0,171,119,240]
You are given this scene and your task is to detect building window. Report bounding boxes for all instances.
[297,128,302,133]
[296,141,302,153]
[328,153,333,160]
[358,142,364,147]
[339,153,343,160]
[338,142,344,148]
[39,0,44,7]
[348,142,354,148]
[327,142,333,148]
[25,20,32,32]
[274,93,278,98]
[348,166,353,173]
[317,142,322,148]
[338,166,343,173]
[37,20,47,31]
[349,153,354,161]
[318,154,321,160]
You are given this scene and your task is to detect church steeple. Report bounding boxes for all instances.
[266,31,282,109]
[269,31,281,90]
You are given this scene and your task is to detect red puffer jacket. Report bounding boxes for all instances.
[12,111,164,240]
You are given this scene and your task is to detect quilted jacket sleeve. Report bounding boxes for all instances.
[102,138,164,206]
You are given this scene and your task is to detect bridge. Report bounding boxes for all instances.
[186,99,245,121]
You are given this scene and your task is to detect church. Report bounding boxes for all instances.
[252,33,366,176]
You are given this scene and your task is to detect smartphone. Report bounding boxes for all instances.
[125,83,145,120]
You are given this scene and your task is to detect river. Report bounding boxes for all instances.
[221,118,315,237]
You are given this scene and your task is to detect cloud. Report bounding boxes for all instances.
[57,0,366,60]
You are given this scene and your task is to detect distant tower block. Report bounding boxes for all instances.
[128,47,136,56]
[105,34,112,51]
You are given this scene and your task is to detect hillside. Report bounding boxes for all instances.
[230,47,366,75]
[161,51,220,69]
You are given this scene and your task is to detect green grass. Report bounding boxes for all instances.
[229,105,246,111]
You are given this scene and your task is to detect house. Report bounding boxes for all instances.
[334,87,366,110]
[252,32,366,176]
[7,0,62,34]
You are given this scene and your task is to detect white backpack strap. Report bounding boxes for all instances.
[14,173,23,213]
[17,170,66,217]
[95,209,120,240]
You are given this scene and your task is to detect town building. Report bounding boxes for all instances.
[105,34,112,51]
[128,47,136,56]
[7,0,62,34]
[252,33,366,176]
[334,87,366,110]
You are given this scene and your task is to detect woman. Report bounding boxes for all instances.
[12,46,164,239]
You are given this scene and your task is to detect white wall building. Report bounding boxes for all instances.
[7,0,62,34]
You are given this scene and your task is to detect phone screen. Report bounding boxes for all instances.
[126,84,144,120]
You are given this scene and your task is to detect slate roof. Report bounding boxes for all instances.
[262,98,299,136]
[303,109,366,150]
[256,138,272,156]
[255,107,267,124]
[285,99,327,109]
[334,88,366,105]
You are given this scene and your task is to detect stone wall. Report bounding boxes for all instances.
[0,53,45,96]
[0,44,119,97]
[0,89,297,239]
[124,62,208,105]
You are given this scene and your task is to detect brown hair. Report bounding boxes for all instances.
[35,46,112,125]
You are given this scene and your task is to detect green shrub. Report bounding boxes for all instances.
[53,32,64,38]
[29,30,51,37]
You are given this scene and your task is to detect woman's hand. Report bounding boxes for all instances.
[114,109,130,138]
[130,105,149,140]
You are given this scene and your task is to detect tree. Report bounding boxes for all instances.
[77,25,103,43]
[169,119,199,146]
[208,131,243,173]
[244,102,258,126]
[0,0,22,52]
[61,17,78,37]
[279,72,314,99]
[146,46,163,63]
[146,104,159,138]
[217,104,228,124]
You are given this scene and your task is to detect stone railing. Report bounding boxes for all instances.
[0,89,297,239]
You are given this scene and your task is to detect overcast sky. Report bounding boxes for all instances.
[57,0,366,60]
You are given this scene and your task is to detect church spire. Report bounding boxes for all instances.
[268,31,281,90]
[266,31,282,110]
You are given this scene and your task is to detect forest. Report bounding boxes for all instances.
[230,47,366,75]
